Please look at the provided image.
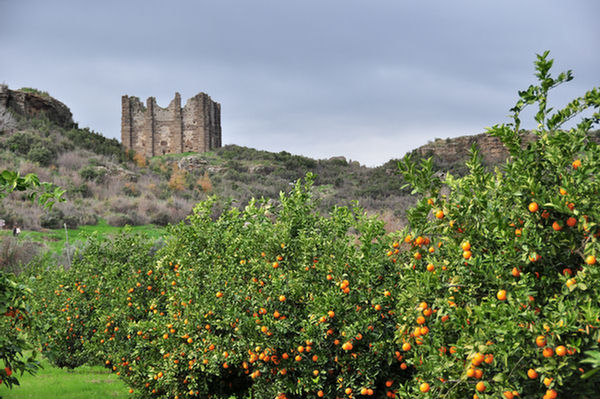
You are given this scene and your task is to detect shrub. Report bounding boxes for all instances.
[40,208,65,229]
[0,237,41,274]
[27,144,56,166]
[79,165,106,182]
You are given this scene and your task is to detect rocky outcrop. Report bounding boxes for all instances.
[415,130,600,170]
[0,84,75,129]
[413,132,537,168]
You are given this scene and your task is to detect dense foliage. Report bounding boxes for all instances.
[14,52,600,399]
[0,169,63,392]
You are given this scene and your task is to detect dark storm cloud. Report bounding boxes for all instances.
[1,0,599,165]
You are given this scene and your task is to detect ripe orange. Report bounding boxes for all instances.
[511,267,521,277]
[472,352,484,366]
[497,290,507,301]
[435,210,445,219]
[503,391,514,399]
[419,382,430,393]
[317,390,324,397]
[463,250,472,260]
[475,381,486,392]
[527,368,538,379]
[216,291,223,298]
[572,159,581,169]
[462,241,471,251]
[555,345,567,357]
[528,202,539,212]
[542,347,554,358]
[566,217,577,227]
[552,221,562,231]
[545,388,558,399]
[536,336,547,347]
[402,342,412,351]
[279,295,286,302]
[585,255,597,265]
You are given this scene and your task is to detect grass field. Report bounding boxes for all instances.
[0,219,167,254]
[0,353,130,399]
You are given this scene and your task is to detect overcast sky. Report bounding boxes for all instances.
[1,1,598,166]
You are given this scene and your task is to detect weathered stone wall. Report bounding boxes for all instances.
[121,92,221,157]
[0,84,74,129]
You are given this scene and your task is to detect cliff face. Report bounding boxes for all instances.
[415,130,600,170]
[0,85,75,129]
[413,132,538,168]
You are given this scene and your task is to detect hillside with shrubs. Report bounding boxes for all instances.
[0,89,415,234]
[3,86,597,236]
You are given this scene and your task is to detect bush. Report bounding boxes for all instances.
[40,208,65,229]
[0,237,41,274]
[27,144,56,166]
[79,165,106,182]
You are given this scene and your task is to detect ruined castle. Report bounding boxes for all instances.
[121,92,221,157]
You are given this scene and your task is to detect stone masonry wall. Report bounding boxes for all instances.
[121,92,221,158]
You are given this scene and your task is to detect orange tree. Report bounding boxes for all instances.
[0,170,63,390]
[83,176,412,399]
[26,231,161,369]
[391,51,600,399]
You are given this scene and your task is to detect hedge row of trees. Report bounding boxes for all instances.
[3,53,600,399]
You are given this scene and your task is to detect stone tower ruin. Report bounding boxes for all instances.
[121,92,221,157]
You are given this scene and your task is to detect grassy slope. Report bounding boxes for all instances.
[0,220,166,254]
[0,353,129,399]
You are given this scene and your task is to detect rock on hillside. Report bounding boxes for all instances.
[412,130,600,174]
[0,84,75,130]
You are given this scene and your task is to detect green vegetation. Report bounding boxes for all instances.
[17,87,50,98]
[15,52,600,399]
[0,352,129,399]
[0,219,166,254]
[1,53,599,399]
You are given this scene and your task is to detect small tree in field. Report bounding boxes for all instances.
[394,51,599,399]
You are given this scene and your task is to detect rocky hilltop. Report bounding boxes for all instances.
[0,85,75,130]
[414,129,599,175]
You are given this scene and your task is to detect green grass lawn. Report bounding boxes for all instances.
[1,219,167,254]
[0,354,130,399]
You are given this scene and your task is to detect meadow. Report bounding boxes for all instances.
[0,219,166,254]
[0,351,129,399]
